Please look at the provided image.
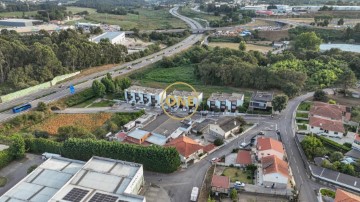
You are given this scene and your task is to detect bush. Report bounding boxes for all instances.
[0,150,13,169]
[320,189,335,198]
[65,88,96,107]
[33,130,49,139]
[8,134,25,159]
[25,138,63,154]
[214,138,224,146]
[343,142,352,148]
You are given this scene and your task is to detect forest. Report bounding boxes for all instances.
[73,0,145,10]
[157,32,359,97]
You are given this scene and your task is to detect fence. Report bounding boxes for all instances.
[0,71,80,103]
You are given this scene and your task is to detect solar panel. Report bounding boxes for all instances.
[63,188,89,202]
[89,193,118,202]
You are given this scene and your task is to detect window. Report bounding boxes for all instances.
[334,132,338,135]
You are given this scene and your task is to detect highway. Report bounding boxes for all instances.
[0,7,204,123]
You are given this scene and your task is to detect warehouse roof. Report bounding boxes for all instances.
[0,19,41,23]
[0,157,84,202]
[91,31,125,43]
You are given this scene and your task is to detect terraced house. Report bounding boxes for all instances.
[207,92,244,112]
[125,85,166,106]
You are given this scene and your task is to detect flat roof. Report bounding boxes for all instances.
[146,133,167,146]
[50,156,144,202]
[127,129,150,139]
[126,85,164,95]
[208,92,244,101]
[251,91,273,102]
[0,19,41,22]
[0,157,85,202]
[170,90,202,97]
[91,31,125,43]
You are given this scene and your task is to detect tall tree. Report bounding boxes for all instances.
[336,70,357,96]
[8,134,25,159]
[239,41,246,51]
[92,80,106,97]
[294,32,322,51]
[272,95,288,113]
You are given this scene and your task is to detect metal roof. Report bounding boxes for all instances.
[146,133,167,146]
[127,129,150,139]
[91,32,125,43]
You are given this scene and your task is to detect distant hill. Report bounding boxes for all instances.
[257,0,358,6]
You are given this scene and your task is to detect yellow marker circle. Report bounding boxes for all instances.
[161,82,199,121]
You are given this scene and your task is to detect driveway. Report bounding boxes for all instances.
[0,153,43,195]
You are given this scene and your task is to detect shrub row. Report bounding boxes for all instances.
[65,88,96,107]
[318,135,351,153]
[0,150,13,169]
[25,138,181,173]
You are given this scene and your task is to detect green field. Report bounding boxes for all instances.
[0,11,38,18]
[72,8,187,30]
[130,64,252,99]
[66,6,97,15]
[179,6,222,23]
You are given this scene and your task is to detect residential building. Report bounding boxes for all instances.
[211,175,230,194]
[125,85,166,106]
[236,150,252,167]
[209,117,241,139]
[334,189,360,202]
[249,91,273,110]
[75,22,101,30]
[352,134,360,151]
[0,19,42,27]
[256,137,285,160]
[167,90,203,109]
[90,31,126,44]
[309,102,351,122]
[165,135,204,165]
[192,119,215,134]
[0,156,145,202]
[123,129,167,146]
[261,155,289,189]
[207,92,244,112]
[309,117,345,138]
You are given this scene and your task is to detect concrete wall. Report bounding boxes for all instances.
[0,71,80,103]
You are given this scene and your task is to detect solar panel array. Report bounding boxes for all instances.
[63,188,89,202]
[89,193,119,202]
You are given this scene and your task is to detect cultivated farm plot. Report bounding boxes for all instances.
[30,113,112,134]
[208,42,273,53]
[66,6,97,14]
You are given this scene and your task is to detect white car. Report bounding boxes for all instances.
[235,181,245,187]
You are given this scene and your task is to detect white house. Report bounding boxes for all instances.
[90,31,126,44]
[309,117,345,138]
[167,90,203,109]
[256,137,285,160]
[261,155,289,189]
[209,117,241,139]
[125,85,166,106]
[207,92,244,112]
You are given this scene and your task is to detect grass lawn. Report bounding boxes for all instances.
[222,167,253,184]
[296,112,309,118]
[71,97,98,108]
[89,100,115,107]
[66,6,97,15]
[0,177,7,187]
[298,101,312,111]
[297,124,307,130]
[296,119,309,124]
[0,11,38,18]
[179,6,222,23]
[208,42,273,53]
[76,8,186,30]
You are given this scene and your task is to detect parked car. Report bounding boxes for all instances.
[234,181,245,189]
[258,131,265,135]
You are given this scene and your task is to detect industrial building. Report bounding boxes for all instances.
[90,31,126,44]
[125,85,166,106]
[0,19,42,27]
[0,156,145,202]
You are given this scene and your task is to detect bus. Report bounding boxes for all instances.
[12,103,32,113]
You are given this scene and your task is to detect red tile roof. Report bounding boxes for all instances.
[116,132,127,140]
[211,175,230,189]
[236,150,252,165]
[355,134,360,142]
[256,137,284,154]
[261,155,289,178]
[165,136,203,158]
[310,102,350,121]
[309,116,345,133]
[335,189,360,202]
[203,144,216,153]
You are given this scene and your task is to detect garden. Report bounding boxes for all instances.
[222,167,254,184]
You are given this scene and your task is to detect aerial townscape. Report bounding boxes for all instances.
[0,0,360,201]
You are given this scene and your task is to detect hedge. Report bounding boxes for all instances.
[0,150,13,169]
[24,138,181,173]
[318,136,351,153]
[65,88,96,107]
[25,138,63,154]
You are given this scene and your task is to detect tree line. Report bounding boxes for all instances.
[73,0,145,10]
[158,32,358,98]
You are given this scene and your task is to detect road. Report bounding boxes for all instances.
[0,7,204,123]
